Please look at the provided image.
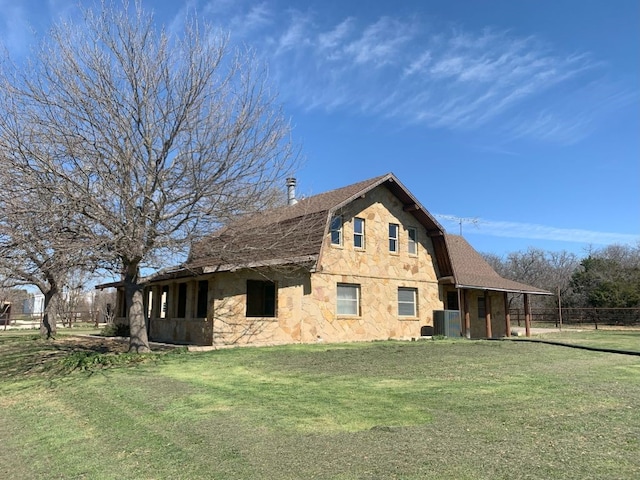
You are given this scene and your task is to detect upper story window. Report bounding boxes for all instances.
[330,215,343,246]
[353,217,365,249]
[407,227,418,255]
[389,223,399,253]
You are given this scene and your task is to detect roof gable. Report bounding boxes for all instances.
[187,173,449,272]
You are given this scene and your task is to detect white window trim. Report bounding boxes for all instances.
[398,287,417,317]
[330,215,343,246]
[354,217,365,249]
[408,227,418,256]
[389,223,399,253]
[337,283,360,316]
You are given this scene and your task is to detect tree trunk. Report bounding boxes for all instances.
[124,261,150,353]
[40,288,58,339]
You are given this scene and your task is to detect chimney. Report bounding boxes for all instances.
[286,177,297,205]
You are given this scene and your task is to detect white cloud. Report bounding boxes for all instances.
[207,8,632,144]
[435,214,639,246]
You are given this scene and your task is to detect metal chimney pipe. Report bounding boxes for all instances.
[286,177,297,205]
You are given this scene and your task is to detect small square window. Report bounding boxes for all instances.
[398,287,417,317]
[337,283,360,316]
[330,215,343,246]
[408,227,418,255]
[246,280,276,317]
[354,217,365,249]
[389,223,399,253]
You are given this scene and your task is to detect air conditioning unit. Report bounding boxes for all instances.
[433,310,462,337]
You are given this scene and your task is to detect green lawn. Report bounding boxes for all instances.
[1,335,639,479]
[524,329,640,353]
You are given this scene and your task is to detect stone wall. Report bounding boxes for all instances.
[147,184,447,346]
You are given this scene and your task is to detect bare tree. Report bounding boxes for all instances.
[0,1,296,351]
[0,173,91,338]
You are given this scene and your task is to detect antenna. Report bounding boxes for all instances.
[437,215,480,235]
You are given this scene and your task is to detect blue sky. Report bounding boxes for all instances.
[1,0,638,258]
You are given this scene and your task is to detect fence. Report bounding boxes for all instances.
[510,307,640,329]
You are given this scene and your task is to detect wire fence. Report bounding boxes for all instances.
[510,307,640,329]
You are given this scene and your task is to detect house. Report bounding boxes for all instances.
[106,173,550,346]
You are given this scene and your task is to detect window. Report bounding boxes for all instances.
[337,284,360,316]
[160,286,169,319]
[197,280,209,318]
[478,297,486,319]
[398,287,417,317]
[330,215,343,246]
[177,283,187,318]
[246,280,276,317]
[353,217,365,249]
[389,223,399,252]
[408,227,418,255]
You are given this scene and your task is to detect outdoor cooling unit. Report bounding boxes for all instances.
[433,310,462,337]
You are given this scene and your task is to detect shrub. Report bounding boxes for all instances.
[100,323,130,337]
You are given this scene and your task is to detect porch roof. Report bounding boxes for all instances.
[442,234,552,295]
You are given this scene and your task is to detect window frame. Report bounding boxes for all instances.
[389,223,399,253]
[337,283,360,316]
[196,280,209,318]
[330,215,343,246]
[398,287,418,317]
[353,217,365,249]
[407,227,418,255]
[246,280,277,318]
[176,282,188,318]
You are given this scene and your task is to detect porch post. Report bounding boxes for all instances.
[524,293,531,337]
[484,290,492,339]
[463,289,471,339]
[504,291,511,337]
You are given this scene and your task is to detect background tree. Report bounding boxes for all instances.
[0,170,92,338]
[0,1,297,351]
[483,247,579,308]
[568,244,640,308]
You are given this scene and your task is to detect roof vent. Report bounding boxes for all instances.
[286,177,297,205]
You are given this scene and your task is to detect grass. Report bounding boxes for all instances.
[525,329,640,353]
[0,334,639,479]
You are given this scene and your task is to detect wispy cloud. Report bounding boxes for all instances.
[435,214,639,246]
[199,3,635,144]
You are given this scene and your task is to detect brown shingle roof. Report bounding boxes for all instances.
[444,234,551,295]
[186,173,446,273]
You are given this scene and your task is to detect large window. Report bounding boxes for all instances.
[246,280,276,317]
[407,227,418,255]
[353,217,365,249]
[337,283,360,316]
[389,223,399,253]
[197,280,209,318]
[398,287,417,317]
[330,215,343,246]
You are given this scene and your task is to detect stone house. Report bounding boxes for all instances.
[106,173,550,346]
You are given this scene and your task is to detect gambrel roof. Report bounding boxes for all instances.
[185,172,450,274]
[120,173,549,296]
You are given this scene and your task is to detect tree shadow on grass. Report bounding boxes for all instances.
[0,335,171,380]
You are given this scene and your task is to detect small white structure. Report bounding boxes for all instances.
[23,293,45,317]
